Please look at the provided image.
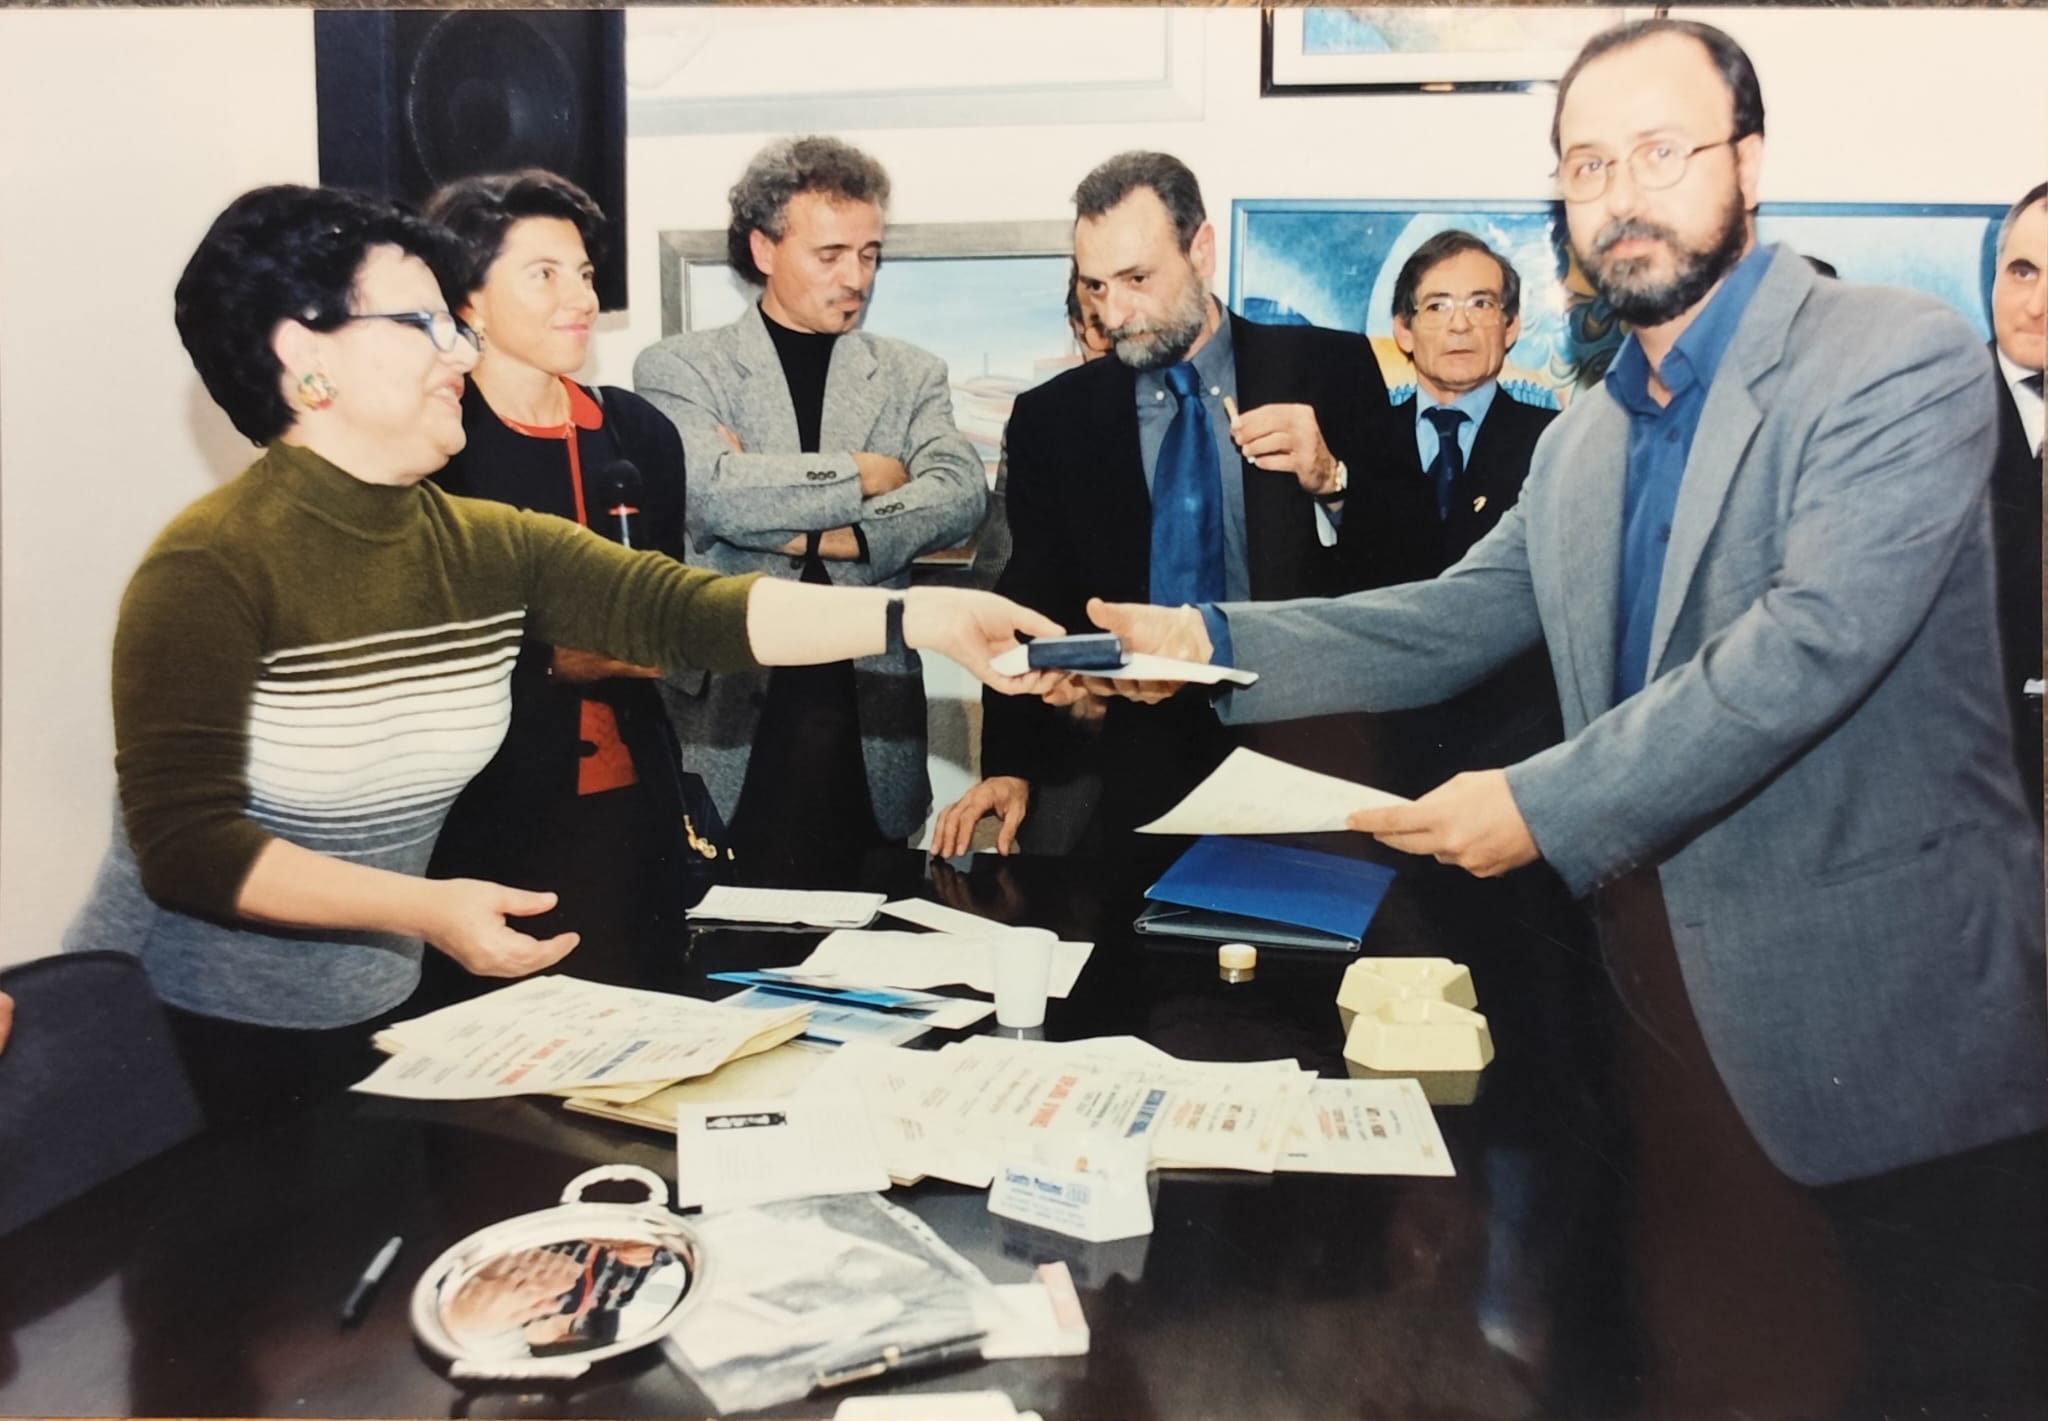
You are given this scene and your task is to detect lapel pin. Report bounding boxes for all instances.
[1472,495,1487,513]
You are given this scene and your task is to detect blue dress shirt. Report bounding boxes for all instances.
[1607,244,1774,702]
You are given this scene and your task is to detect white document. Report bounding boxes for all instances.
[689,885,886,928]
[788,930,1094,999]
[1138,746,1411,835]
[879,897,1003,935]
[356,976,808,1100]
[797,1043,996,1188]
[675,1093,892,1211]
[989,644,1256,686]
[1143,1060,1319,1172]
[1278,1078,1455,1177]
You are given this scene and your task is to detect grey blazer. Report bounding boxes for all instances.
[634,305,986,838]
[1219,246,2047,1185]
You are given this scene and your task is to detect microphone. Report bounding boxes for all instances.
[590,458,643,549]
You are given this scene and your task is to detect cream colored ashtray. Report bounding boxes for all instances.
[1336,957,1494,1072]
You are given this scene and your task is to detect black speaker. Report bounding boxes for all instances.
[314,10,629,310]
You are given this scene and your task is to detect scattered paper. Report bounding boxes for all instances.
[880,898,1004,935]
[355,975,808,1100]
[1278,1078,1455,1177]
[563,1039,835,1131]
[720,987,932,1047]
[675,1093,892,1211]
[785,930,1093,998]
[712,971,996,1032]
[989,644,1256,686]
[1138,747,1410,835]
[690,885,886,928]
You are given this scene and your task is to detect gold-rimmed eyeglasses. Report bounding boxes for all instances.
[1555,136,1737,204]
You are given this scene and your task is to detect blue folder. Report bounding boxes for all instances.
[1135,836,1396,953]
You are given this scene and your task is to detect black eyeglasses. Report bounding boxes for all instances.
[1555,136,1738,203]
[343,309,481,353]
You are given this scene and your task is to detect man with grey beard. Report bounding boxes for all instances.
[930,151,1403,855]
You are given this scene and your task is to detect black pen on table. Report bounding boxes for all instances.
[340,1234,402,1327]
[811,1333,987,1392]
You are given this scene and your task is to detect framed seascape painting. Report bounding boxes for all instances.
[1261,7,1648,96]
[1228,199,2007,410]
[659,220,1079,489]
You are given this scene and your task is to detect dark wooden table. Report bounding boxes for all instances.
[1,846,2036,1420]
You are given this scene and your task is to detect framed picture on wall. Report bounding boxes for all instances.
[1260,7,1650,96]
[657,219,1079,572]
[1227,198,2005,409]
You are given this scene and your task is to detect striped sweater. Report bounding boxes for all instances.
[65,441,758,1028]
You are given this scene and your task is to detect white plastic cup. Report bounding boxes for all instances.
[992,927,1057,1029]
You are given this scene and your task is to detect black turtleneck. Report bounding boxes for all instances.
[761,306,839,456]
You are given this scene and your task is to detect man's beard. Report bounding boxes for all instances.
[1110,274,1211,371]
[1581,188,1749,328]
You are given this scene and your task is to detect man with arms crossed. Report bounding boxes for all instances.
[1091,20,2045,1405]
[637,137,985,882]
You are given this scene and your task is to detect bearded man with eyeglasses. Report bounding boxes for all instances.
[1084,17,2046,1403]
[1088,0,2044,1274]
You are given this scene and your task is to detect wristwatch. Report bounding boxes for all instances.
[884,594,907,656]
[1314,459,1349,504]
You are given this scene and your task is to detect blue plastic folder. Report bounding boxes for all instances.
[1135,836,1397,953]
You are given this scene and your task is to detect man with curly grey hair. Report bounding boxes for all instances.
[636,136,986,882]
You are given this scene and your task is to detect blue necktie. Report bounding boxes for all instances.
[1150,363,1226,605]
[1423,406,1468,522]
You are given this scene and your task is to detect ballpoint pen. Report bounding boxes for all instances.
[810,1333,987,1391]
[340,1234,402,1328]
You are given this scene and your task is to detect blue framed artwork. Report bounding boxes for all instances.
[1228,199,2006,408]
[1262,7,1641,96]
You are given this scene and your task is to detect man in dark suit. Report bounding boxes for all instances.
[1349,229,1563,787]
[1987,181,2045,822]
[929,151,1400,855]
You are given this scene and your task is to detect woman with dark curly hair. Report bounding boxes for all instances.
[61,183,1057,1124]
[419,170,704,981]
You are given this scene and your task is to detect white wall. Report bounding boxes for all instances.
[0,9,319,966]
[3,7,2043,966]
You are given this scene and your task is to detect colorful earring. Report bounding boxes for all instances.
[296,371,338,411]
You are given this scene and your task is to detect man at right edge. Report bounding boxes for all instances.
[1083,19,2045,1407]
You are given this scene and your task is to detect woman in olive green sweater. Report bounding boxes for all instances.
[62,184,1058,1123]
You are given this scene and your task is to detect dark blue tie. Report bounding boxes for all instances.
[1150,363,1226,605]
[1423,406,1468,522]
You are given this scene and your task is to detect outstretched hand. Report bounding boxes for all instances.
[1347,770,1539,878]
[422,880,580,978]
[902,587,1067,697]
